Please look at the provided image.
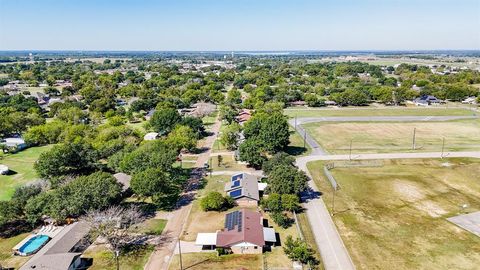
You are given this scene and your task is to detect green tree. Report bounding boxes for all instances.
[200,191,234,211]
[243,112,290,153]
[120,140,178,174]
[283,236,318,265]
[261,193,283,212]
[34,143,98,182]
[220,122,242,150]
[262,152,295,174]
[150,107,182,135]
[165,125,197,152]
[281,194,300,212]
[268,165,308,195]
[130,168,182,208]
[238,138,267,168]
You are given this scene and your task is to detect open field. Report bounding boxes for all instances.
[0,233,31,268]
[284,107,475,118]
[307,158,480,270]
[303,119,480,154]
[83,245,154,270]
[0,145,52,201]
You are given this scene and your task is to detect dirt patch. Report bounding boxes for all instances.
[393,181,425,202]
[414,201,448,218]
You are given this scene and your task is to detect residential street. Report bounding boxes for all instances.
[144,116,222,270]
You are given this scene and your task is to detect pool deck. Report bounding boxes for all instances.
[12,226,64,252]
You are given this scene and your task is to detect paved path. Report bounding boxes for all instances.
[291,115,480,270]
[144,116,222,270]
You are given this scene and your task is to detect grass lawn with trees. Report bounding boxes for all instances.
[284,107,475,118]
[303,120,480,154]
[82,244,154,270]
[0,145,52,201]
[307,158,480,270]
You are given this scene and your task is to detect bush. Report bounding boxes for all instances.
[200,191,234,211]
[271,211,293,228]
[283,236,318,265]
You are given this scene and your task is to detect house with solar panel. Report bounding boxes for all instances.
[195,209,277,254]
[225,173,267,207]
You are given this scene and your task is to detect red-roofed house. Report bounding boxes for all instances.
[195,209,277,254]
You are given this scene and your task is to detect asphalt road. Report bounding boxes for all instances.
[290,115,480,270]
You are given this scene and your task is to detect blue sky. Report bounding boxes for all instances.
[0,0,479,51]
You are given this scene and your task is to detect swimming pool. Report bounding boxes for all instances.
[18,235,50,256]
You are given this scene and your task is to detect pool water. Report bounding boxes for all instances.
[18,235,50,255]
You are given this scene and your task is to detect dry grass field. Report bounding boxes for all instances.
[307,158,480,270]
[303,120,480,154]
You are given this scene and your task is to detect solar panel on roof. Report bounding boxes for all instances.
[231,173,243,182]
[232,180,240,188]
[229,189,242,198]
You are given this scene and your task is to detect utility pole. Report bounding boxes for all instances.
[178,239,183,270]
[441,137,445,159]
[349,139,353,161]
[412,127,416,150]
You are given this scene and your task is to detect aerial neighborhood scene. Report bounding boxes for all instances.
[0,0,480,269]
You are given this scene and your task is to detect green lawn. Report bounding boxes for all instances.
[137,218,167,235]
[0,145,52,201]
[284,107,474,118]
[0,233,31,269]
[303,119,480,154]
[307,158,480,270]
[83,245,154,270]
[210,155,248,171]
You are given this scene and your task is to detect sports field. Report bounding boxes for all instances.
[307,158,480,270]
[284,107,475,118]
[303,120,480,154]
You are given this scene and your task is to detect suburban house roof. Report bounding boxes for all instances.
[225,173,260,201]
[414,95,442,104]
[216,209,265,247]
[20,221,91,270]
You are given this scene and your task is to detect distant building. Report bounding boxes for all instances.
[1,137,27,152]
[462,97,477,104]
[236,109,252,125]
[195,209,277,254]
[288,100,307,107]
[143,132,159,141]
[414,95,443,106]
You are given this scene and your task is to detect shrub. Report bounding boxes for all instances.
[200,191,234,211]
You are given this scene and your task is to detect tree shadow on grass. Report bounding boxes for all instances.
[285,146,307,156]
